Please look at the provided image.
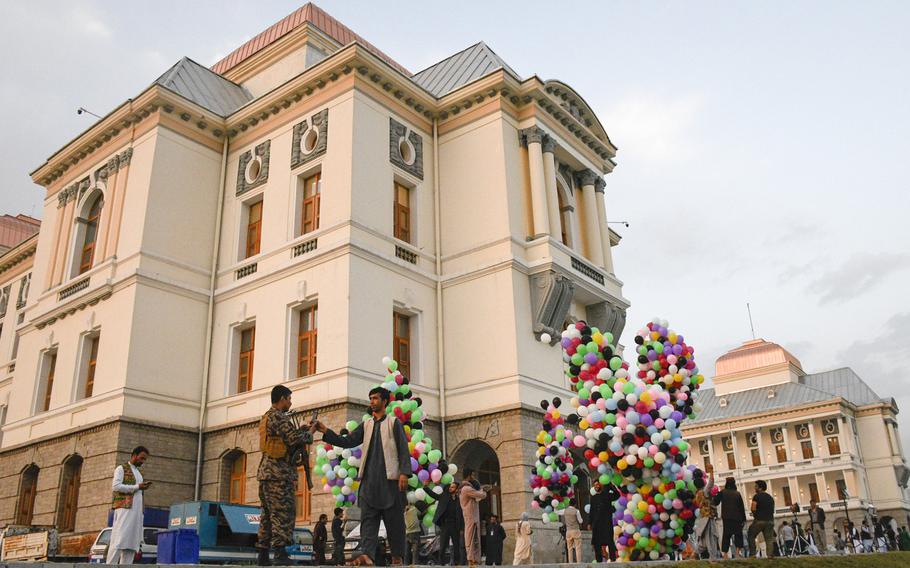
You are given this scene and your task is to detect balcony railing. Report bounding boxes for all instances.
[236,263,258,280]
[58,278,90,301]
[570,256,604,285]
[395,245,417,265]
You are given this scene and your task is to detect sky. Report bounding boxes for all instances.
[1,1,909,449]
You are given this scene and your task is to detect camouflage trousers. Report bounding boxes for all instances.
[258,479,297,550]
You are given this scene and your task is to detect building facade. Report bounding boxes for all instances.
[0,3,626,561]
[684,339,910,543]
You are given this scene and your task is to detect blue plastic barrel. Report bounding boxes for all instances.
[157,528,200,564]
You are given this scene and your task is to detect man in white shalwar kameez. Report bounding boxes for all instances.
[107,446,151,564]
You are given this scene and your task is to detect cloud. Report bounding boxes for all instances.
[71,5,112,39]
[599,92,705,165]
[807,253,910,305]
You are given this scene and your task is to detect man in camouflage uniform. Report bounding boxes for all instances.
[257,385,313,565]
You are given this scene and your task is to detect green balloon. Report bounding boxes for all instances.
[605,414,616,425]
[346,420,358,431]
[586,341,598,353]
[418,454,428,464]
[654,343,664,354]
[578,388,590,399]
[610,357,623,371]
[412,410,423,421]
[389,360,398,372]
[571,353,584,366]
[441,473,453,485]
[623,382,635,395]
[422,515,433,527]
[605,332,614,345]
[331,486,341,495]
[408,476,419,488]
[428,449,442,463]
[599,474,610,485]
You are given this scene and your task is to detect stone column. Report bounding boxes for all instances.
[575,169,604,267]
[53,189,77,285]
[521,127,550,239]
[97,156,120,261]
[108,149,133,258]
[816,472,830,502]
[594,178,615,274]
[45,192,68,290]
[788,476,800,506]
[541,136,561,239]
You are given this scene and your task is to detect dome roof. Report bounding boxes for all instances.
[715,339,803,377]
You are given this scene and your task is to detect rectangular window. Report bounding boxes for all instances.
[297,305,318,378]
[827,436,841,455]
[296,466,311,522]
[42,352,57,412]
[782,486,792,507]
[726,451,736,471]
[393,182,411,243]
[301,172,321,236]
[775,445,788,463]
[801,440,814,460]
[83,336,100,398]
[751,448,762,467]
[393,312,411,380]
[835,479,847,500]
[229,454,246,504]
[245,201,263,259]
[809,482,820,503]
[238,327,255,393]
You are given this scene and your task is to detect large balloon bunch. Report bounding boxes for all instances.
[533,318,706,561]
[528,396,577,524]
[316,357,457,529]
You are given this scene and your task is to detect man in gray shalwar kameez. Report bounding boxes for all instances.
[316,387,410,566]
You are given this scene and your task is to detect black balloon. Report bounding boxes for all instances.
[634,335,644,345]
[540,399,549,410]
[553,397,562,408]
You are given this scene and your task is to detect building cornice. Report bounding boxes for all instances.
[0,233,38,276]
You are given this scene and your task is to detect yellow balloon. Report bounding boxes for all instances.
[592,332,604,344]
[617,460,627,470]
[552,410,561,419]
[638,501,648,512]
[598,451,609,462]
[579,420,590,430]
[668,332,678,344]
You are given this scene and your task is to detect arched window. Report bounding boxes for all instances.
[555,178,576,249]
[221,450,247,504]
[16,464,39,525]
[78,194,103,275]
[58,455,83,532]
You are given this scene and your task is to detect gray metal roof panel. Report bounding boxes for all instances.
[154,58,253,117]
[801,367,881,406]
[412,42,521,97]
[687,366,883,425]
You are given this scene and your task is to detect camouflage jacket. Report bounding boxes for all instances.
[257,408,313,482]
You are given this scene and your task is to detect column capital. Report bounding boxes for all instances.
[541,135,557,154]
[519,126,545,146]
[594,177,606,194]
[574,168,598,188]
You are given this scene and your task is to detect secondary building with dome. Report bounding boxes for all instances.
[684,338,910,540]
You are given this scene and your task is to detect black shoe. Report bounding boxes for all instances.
[273,549,291,565]
[257,548,271,566]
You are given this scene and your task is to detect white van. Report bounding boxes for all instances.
[88,527,161,563]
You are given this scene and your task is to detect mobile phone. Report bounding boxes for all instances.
[311,409,319,424]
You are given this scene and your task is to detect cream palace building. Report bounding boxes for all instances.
[0,3,627,559]
[684,339,910,540]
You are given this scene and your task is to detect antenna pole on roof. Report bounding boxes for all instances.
[746,302,756,340]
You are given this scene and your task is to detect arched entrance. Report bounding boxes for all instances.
[450,440,502,522]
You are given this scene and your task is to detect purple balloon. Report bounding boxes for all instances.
[410,457,419,471]
[561,337,572,348]
[418,470,430,482]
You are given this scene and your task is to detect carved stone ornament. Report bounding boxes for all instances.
[291,108,329,169]
[574,168,598,188]
[594,177,606,194]
[57,177,90,208]
[541,134,557,154]
[389,118,423,179]
[519,126,545,146]
[236,140,271,196]
[529,270,575,343]
[585,301,627,343]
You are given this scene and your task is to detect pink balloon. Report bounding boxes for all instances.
[573,435,586,447]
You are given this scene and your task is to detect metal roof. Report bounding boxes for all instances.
[154,57,253,117]
[688,367,884,425]
[411,42,521,98]
[211,2,411,77]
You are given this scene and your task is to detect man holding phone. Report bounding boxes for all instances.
[108,446,151,564]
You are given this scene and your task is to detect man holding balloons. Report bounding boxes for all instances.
[314,387,410,566]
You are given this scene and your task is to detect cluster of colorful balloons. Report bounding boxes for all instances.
[529,397,578,524]
[316,357,457,529]
[532,319,706,561]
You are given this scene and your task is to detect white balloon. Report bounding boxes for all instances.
[540,333,552,344]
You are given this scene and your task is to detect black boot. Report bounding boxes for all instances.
[257,548,271,566]
[273,548,291,566]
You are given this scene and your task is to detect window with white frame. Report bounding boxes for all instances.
[295,169,322,238]
[36,349,58,413]
[75,332,100,400]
